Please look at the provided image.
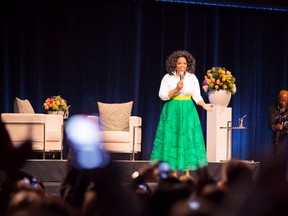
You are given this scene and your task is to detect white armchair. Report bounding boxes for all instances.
[1,113,64,159]
[87,115,142,160]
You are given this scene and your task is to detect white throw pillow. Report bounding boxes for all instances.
[97,101,133,131]
[13,97,35,113]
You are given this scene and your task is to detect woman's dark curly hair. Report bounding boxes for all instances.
[165,50,196,75]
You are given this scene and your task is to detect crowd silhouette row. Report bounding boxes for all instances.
[1,119,288,216]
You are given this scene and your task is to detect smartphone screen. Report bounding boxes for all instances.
[66,115,110,169]
[31,178,38,189]
[158,161,170,179]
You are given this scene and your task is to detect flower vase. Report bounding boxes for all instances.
[57,110,64,116]
[47,110,64,117]
[208,90,232,107]
[47,111,58,115]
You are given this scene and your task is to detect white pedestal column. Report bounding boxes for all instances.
[206,107,232,162]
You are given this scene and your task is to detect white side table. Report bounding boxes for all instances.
[206,107,232,162]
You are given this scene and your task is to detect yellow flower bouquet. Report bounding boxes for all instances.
[43,95,69,112]
[202,67,237,94]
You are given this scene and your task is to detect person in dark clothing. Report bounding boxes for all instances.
[268,90,288,158]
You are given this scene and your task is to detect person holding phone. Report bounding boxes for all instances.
[150,50,213,177]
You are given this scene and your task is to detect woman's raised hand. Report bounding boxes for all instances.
[176,80,183,91]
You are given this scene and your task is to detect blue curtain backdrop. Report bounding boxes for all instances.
[1,0,288,161]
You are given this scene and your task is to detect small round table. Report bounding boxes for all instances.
[220,121,250,160]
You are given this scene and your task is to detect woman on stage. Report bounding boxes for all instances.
[150,50,213,177]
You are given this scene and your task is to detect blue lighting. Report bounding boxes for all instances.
[154,0,288,12]
[66,115,110,169]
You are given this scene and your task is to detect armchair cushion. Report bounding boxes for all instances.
[13,97,35,113]
[101,131,129,143]
[97,101,133,131]
[87,115,142,156]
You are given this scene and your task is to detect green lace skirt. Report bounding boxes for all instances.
[150,98,208,171]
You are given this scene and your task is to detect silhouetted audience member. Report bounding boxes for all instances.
[178,175,196,194]
[1,120,74,216]
[150,176,192,216]
[218,159,254,191]
[213,160,257,216]
[193,167,217,196]
[15,170,45,197]
[6,190,43,216]
[129,161,193,216]
[7,192,74,216]
[60,164,91,211]
[33,197,74,216]
[61,149,141,215]
[166,162,236,216]
[0,121,32,215]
